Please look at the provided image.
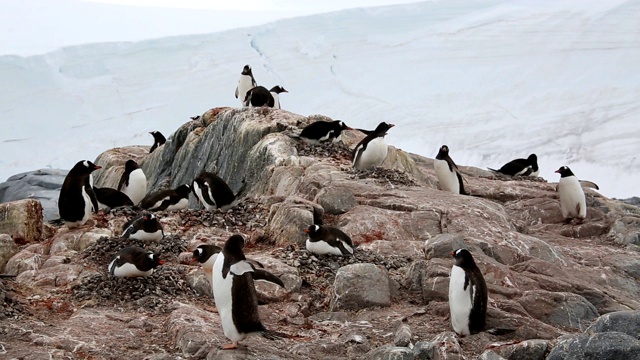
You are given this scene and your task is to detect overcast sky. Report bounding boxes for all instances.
[0,0,422,56]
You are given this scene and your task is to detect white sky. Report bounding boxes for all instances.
[0,0,422,56]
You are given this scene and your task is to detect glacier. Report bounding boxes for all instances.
[1,0,639,198]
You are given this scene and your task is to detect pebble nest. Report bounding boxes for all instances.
[178,198,270,234]
[295,140,353,163]
[82,234,187,266]
[347,167,417,187]
[71,265,195,310]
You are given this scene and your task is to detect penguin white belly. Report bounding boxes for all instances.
[109,261,153,277]
[129,229,163,241]
[529,168,540,177]
[434,159,460,194]
[67,185,93,228]
[122,169,147,205]
[149,196,170,211]
[212,253,244,342]
[271,92,280,109]
[354,137,388,170]
[164,198,189,211]
[449,265,472,336]
[306,239,344,256]
[558,177,586,219]
[513,166,531,176]
[237,76,254,107]
[193,182,217,210]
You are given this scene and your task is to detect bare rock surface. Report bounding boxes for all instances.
[1,108,639,359]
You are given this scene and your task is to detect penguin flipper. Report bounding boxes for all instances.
[246,258,265,269]
[486,328,517,335]
[235,86,239,99]
[261,330,288,340]
[252,269,285,288]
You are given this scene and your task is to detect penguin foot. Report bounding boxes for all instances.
[222,342,238,350]
[563,218,573,225]
[575,218,584,225]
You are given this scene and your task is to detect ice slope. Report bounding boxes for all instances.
[1,0,639,198]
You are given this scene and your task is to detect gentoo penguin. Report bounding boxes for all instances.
[352,122,395,170]
[434,145,468,195]
[449,248,487,336]
[235,65,257,107]
[117,159,147,205]
[58,160,101,228]
[304,225,354,256]
[300,120,352,144]
[555,166,587,224]
[489,154,539,177]
[108,246,165,277]
[122,213,164,241]
[149,131,166,154]
[213,234,279,349]
[191,172,236,210]
[243,86,275,108]
[192,244,284,288]
[269,86,288,110]
[140,184,191,211]
[94,187,134,209]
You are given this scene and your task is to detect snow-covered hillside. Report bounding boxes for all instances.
[1,0,639,198]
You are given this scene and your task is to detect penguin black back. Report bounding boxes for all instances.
[451,248,487,334]
[149,131,166,154]
[300,120,352,143]
[94,187,134,209]
[118,160,140,190]
[435,145,468,195]
[192,171,236,210]
[58,160,101,224]
[352,122,394,169]
[244,86,274,107]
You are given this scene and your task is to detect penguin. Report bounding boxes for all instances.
[352,122,395,170]
[122,213,164,241]
[299,120,353,144]
[192,244,284,288]
[243,86,275,108]
[434,145,468,195]
[58,160,101,228]
[449,248,487,336]
[555,166,587,224]
[117,159,147,205]
[235,65,257,107]
[269,85,288,110]
[304,225,354,256]
[488,154,539,177]
[94,187,134,209]
[191,172,236,211]
[212,234,280,349]
[149,131,166,154]
[108,246,165,277]
[139,184,191,211]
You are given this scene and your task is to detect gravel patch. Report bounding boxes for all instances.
[346,167,417,187]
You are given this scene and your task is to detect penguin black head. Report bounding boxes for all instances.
[124,159,140,172]
[555,166,575,177]
[437,145,450,157]
[303,224,321,235]
[223,234,247,260]
[191,244,222,264]
[71,160,102,175]
[175,184,191,197]
[270,85,288,94]
[241,65,252,75]
[451,248,478,269]
[146,252,165,269]
[142,212,158,224]
[149,131,166,143]
[373,122,395,136]
[337,121,353,131]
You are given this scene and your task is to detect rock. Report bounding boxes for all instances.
[394,321,412,347]
[424,234,468,260]
[50,228,113,256]
[0,199,43,244]
[366,345,415,360]
[167,303,219,356]
[331,263,391,310]
[314,186,356,215]
[186,269,212,297]
[517,290,599,331]
[478,351,507,360]
[547,332,640,360]
[266,197,323,246]
[0,169,67,221]
[16,264,86,287]
[5,247,48,275]
[92,146,149,189]
[359,240,424,259]
[403,259,450,304]
[413,341,436,360]
[0,234,19,273]
[491,339,549,360]
[430,332,463,360]
[585,310,640,338]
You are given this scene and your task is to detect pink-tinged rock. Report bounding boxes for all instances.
[167,303,221,356]
[266,197,323,246]
[0,198,43,244]
[5,248,48,275]
[517,290,599,331]
[0,234,19,272]
[358,240,424,259]
[16,264,88,287]
[50,227,113,256]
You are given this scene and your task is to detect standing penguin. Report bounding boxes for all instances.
[269,86,288,110]
[243,86,274,108]
[108,246,165,277]
[555,166,587,224]
[235,65,257,107]
[58,160,101,228]
[140,184,191,211]
[449,248,487,336]
[352,122,395,170]
[304,225,354,256]
[94,187,134,210]
[191,172,236,210]
[300,120,352,144]
[117,159,147,205]
[149,131,166,154]
[434,145,468,195]
[488,154,539,177]
[212,234,280,349]
[122,213,164,241]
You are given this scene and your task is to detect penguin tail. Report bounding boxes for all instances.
[0,274,17,279]
[487,167,499,173]
[261,330,289,340]
[486,327,517,335]
[48,218,65,226]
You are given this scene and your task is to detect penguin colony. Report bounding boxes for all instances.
[54,63,599,348]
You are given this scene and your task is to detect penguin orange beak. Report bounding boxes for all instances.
[190,257,198,264]
[303,229,310,233]
[345,126,353,130]
[158,260,166,265]
[95,165,102,170]
[389,123,396,128]
[554,169,561,173]
[450,251,455,257]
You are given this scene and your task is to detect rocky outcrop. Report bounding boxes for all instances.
[0,199,44,244]
[0,169,67,221]
[1,107,640,359]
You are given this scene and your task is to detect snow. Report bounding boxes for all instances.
[1,0,639,198]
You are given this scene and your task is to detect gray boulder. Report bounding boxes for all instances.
[366,345,415,360]
[0,234,19,273]
[331,263,391,310]
[0,169,67,221]
[547,332,640,360]
[585,310,640,338]
[517,290,599,331]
